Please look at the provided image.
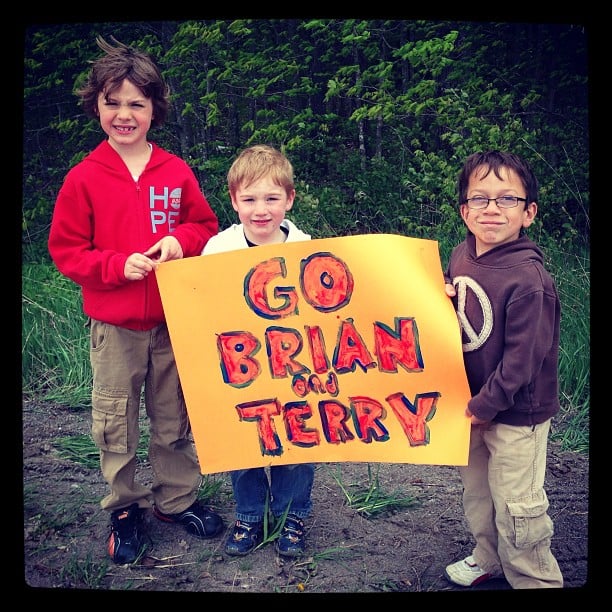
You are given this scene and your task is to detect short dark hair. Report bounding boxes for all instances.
[457,151,538,207]
[76,35,170,128]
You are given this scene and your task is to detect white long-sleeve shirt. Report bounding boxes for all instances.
[202,219,311,254]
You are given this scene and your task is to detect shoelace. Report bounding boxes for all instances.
[231,521,259,541]
[235,520,256,532]
[283,518,304,535]
[113,508,140,536]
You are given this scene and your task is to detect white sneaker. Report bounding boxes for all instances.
[444,555,498,587]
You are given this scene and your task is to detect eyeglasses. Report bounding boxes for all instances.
[463,196,527,209]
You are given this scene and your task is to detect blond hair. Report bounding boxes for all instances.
[227,145,294,199]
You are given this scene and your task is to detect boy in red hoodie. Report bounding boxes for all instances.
[48,36,223,564]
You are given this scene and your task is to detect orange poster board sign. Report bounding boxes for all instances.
[157,234,471,474]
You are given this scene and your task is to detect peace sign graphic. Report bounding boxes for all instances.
[453,275,493,353]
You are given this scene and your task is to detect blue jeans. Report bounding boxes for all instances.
[230,464,315,523]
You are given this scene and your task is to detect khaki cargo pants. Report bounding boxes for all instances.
[89,318,201,515]
[459,419,564,588]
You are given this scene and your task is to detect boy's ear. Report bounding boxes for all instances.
[285,188,296,210]
[522,202,537,227]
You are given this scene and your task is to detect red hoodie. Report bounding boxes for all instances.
[48,140,219,330]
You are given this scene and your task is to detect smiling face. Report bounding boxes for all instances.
[96,78,153,153]
[231,175,296,246]
[460,164,537,256]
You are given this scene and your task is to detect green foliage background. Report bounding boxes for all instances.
[23,19,589,254]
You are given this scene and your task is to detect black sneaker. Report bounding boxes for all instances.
[225,520,263,556]
[107,503,145,564]
[153,501,224,539]
[276,514,305,557]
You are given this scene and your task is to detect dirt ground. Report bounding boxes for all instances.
[22,400,591,599]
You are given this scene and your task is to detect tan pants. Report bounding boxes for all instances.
[89,319,201,514]
[459,420,564,588]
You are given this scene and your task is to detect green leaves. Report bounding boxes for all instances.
[24,20,588,253]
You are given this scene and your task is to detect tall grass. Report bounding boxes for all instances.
[22,263,91,407]
[22,241,590,453]
[546,244,590,453]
